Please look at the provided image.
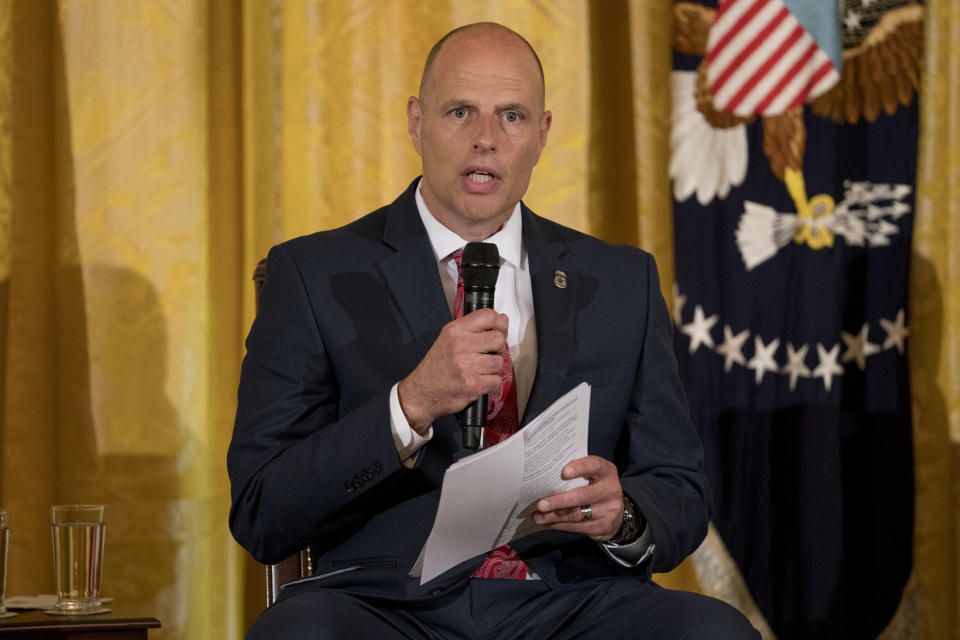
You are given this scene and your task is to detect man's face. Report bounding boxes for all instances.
[407,28,551,241]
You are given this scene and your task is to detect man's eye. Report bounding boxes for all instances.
[504,112,520,123]
[452,108,467,118]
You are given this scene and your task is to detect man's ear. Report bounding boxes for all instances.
[535,110,552,159]
[407,96,423,157]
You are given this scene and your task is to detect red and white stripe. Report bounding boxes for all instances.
[705,0,839,117]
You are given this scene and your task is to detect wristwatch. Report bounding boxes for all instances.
[607,495,643,545]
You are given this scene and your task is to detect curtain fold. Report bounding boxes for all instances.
[909,1,960,637]
[0,1,955,638]
[1,0,60,611]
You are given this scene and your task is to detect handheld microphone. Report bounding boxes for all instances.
[457,242,501,450]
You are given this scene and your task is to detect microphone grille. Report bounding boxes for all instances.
[461,242,500,288]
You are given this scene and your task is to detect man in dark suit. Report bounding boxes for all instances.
[229,22,758,639]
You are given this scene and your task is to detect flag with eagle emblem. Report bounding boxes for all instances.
[670,1,921,637]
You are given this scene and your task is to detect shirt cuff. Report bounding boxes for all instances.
[601,523,656,569]
[389,383,433,466]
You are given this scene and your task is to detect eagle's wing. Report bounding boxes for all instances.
[673,1,715,57]
[810,4,923,124]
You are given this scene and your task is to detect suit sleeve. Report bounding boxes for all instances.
[619,252,713,574]
[227,244,409,564]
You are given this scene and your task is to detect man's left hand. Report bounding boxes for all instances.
[532,455,624,542]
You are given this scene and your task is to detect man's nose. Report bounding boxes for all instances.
[472,114,497,151]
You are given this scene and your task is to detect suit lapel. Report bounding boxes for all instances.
[376,181,474,460]
[520,207,577,425]
[377,182,451,357]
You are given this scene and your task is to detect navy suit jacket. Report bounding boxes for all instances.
[228,179,711,600]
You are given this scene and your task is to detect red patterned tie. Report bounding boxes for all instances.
[450,249,527,580]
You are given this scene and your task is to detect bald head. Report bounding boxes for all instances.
[418,22,545,111]
[406,20,551,240]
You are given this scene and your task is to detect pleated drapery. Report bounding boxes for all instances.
[0,2,955,639]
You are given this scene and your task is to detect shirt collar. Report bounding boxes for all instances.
[415,179,523,268]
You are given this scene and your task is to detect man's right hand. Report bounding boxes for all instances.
[397,308,509,435]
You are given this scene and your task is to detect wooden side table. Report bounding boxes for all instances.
[0,609,160,639]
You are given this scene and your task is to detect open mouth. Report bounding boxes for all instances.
[464,169,497,184]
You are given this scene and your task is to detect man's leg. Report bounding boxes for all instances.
[245,586,462,640]
[470,577,760,640]
[247,577,758,639]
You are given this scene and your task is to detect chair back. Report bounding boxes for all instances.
[253,258,316,606]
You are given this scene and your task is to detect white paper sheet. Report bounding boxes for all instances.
[412,383,590,584]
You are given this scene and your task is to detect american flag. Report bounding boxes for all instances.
[705,0,840,116]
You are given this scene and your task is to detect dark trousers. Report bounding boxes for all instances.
[247,576,760,639]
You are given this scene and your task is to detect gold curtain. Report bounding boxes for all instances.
[0,1,955,639]
[907,1,960,638]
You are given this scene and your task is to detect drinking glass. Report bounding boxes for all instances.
[47,505,109,615]
[0,509,13,618]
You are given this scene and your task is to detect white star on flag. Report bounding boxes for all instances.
[841,323,881,371]
[747,335,780,385]
[782,342,811,391]
[813,342,844,392]
[681,305,719,354]
[716,325,750,372]
[843,10,862,30]
[879,309,909,353]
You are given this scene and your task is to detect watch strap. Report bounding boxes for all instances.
[608,495,643,545]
